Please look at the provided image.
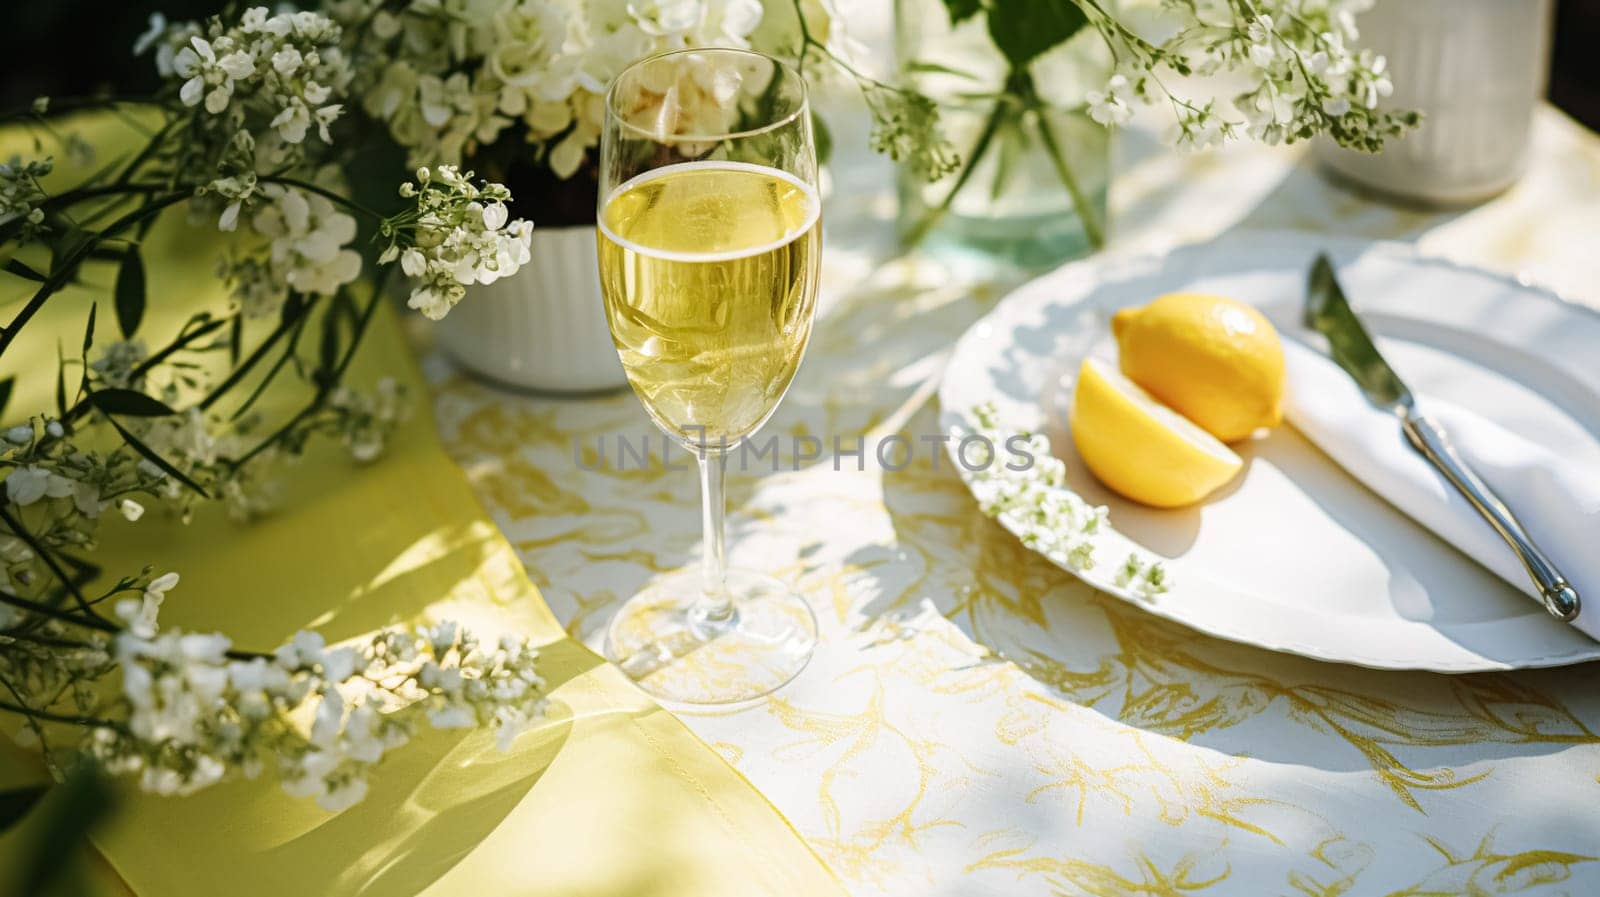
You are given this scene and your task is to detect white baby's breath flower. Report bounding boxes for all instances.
[276,629,327,670]
[1086,74,1135,127]
[383,166,533,320]
[48,584,552,811]
[1061,0,1413,152]
[6,465,74,506]
[0,156,52,236]
[964,403,1169,595]
[229,186,361,317]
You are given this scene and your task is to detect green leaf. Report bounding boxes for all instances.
[3,258,45,282]
[0,785,47,835]
[985,0,1087,69]
[229,316,243,367]
[114,248,146,339]
[88,388,176,417]
[55,341,71,418]
[81,303,96,356]
[102,413,209,498]
[940,0,982,25]
[903,60,985,82]
[811,110,833,167]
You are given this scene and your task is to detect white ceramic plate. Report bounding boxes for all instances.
[938,233,1600,671]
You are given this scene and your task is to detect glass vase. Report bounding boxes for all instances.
[894,0,1112,273]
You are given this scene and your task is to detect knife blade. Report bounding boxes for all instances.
[1305,255,1413,411]
[1303,253,1581,623]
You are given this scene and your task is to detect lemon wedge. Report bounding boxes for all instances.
[1070,357,1243,508]
[1111,292,1285,443]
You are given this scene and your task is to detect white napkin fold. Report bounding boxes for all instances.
[1282,338,1600,640]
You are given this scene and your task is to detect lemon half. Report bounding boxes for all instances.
[1070,357,1243,508]
[1111,292,1285,443]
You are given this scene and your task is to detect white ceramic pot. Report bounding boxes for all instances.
[435,225,629,394]
[1317,0,1554,205]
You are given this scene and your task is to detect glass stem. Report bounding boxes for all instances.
[696,453,735,624]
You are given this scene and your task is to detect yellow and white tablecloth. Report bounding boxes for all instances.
[427,102,1600,895]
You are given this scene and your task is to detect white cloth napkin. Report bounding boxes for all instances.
[1281,338,1600,640]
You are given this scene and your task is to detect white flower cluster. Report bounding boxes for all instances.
[864,83,961,181]
[139,8,368,309]
[253,186,362,308]
[337,0,790,176]
[1081,0,1413,152]
[382,166,533,320]
[159,8,352,147]
[964,403,1168,597]
[1,418,161,567]
[89,339,151,390]
[214,185,362,319]
[326,377,410,463]
[1086,75,1135,128]
[0,156,52,236]
[56,579,551,811]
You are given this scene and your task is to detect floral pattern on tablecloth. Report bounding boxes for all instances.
[427,106,1600,896]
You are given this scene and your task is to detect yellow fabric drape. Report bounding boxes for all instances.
[0,115,841,897]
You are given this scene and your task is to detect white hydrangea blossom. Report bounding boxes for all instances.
[337,0,790,176]
[382,165,533,320]
[965,403,1169,598]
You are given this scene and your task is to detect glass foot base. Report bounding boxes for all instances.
[604,569,818,705]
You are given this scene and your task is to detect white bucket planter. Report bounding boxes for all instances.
[435,225,629,394]
[1317,0,1555,205]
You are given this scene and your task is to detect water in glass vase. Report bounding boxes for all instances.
[597,161,821,447]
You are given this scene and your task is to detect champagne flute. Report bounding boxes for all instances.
[596,48,822,704]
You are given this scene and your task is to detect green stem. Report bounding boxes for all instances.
[0,191,191,359]
[1034,108,1105,250]
[260,175,386,224]
[0,698,124,733]
[199,296,312,412]
[228,304,314,422]
[0,505,108,625]
[225,268,391,470]
[46,312,231,445]
[1,94,158,122]
[0,589,118,634]
[0,588,272,663]
[901,98,1010,249]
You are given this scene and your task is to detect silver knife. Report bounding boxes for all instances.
[1305,253,1581,623]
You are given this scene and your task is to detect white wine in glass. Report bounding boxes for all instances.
[596,49,821,704]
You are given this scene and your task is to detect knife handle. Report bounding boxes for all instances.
[1401,414,1581,622]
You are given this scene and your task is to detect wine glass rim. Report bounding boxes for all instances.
[604,47,810,144]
